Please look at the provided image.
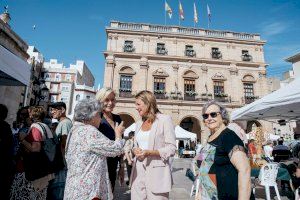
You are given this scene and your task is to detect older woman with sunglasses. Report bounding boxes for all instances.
[195,101,251,200]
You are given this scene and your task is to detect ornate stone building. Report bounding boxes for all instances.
[103,21,270,143]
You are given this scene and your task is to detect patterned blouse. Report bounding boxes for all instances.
[64,122,125,200]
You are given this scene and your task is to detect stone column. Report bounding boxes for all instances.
[139,57,149,90]
[103,55,115,88]
[229,63,238,103]
[172,62,179,94]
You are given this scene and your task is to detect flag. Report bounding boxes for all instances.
[207,4,211,23]
[194,2,198,23]
[179,1,184,20]
[165,1,173,19]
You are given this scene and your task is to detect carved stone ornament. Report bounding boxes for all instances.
[242,74,256,82]
[172,64,179,71]
[201,64,208,73]
[211,72,226,81]
[119,66,136,75]
[229,64,238,75]
[153,68,169,77]
[182,70,199,79]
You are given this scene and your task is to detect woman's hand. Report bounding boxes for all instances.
[114,121,125,139]
[133,147,146,161]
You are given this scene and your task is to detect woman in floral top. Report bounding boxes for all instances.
[64,99,125,200]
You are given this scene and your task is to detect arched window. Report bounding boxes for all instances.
[76,94,80,101]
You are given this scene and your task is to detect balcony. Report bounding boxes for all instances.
[123,45,135,53]
[243,96,258,104]
[156,48,168,55]
[212,51,222,59]
[119,91,133,98]
[214,93,229,102]
[154,90,167,99]
[185,50,196,57]
[184,91,198,101]
[241,54,253,62]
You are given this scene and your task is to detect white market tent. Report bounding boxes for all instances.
[0,45,31,86]
[124,123,196,141]
[231,78,300,121]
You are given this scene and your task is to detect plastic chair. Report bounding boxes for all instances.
[258,163,281,200]
[295,187,299,200]
[190,159,200,197]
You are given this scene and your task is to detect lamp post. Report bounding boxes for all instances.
[32,78,49,106]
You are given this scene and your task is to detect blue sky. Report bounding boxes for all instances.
[2,0,300,86]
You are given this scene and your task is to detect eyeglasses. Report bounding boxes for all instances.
[202,112,220,119]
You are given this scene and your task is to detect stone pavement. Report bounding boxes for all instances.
[114,158,293,200]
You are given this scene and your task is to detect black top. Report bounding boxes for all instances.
[99,113,122,140]
[209,128,245,200]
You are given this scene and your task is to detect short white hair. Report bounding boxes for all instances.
[95,87,115,102]
[73,99,102,122]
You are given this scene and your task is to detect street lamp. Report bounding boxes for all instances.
[32,78,49,105]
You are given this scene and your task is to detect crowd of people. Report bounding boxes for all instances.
[1,87,300,200]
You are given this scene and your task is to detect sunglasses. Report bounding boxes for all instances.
[202,112,220,119]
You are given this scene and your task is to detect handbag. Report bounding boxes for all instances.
[185,168,195,182]
[23,150,52,181]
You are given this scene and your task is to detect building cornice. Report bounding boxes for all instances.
[106,21,266,45]
[103,51,268,68]
[285,52,300,63]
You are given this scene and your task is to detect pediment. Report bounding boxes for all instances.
[119,66,136,75]
[182,70,199,79]
[153,68,169,77]
[211,72,226,80]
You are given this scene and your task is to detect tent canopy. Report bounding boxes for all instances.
[231,78,300,121]
[0,45,31,86]
[124,123,197,141]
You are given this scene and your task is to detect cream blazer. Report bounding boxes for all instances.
[130,113,176,193]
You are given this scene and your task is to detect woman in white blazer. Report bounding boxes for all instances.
[131,90,176,200]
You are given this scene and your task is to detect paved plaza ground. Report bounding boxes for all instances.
[114,158,293,200]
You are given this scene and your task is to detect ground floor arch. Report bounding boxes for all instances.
[179,116,201,140]
[246,120,262,134]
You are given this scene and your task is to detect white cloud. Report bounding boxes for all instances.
[261,22,289,36]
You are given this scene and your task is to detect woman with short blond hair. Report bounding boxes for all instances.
[131,90,176,200]
[95,87,125,191]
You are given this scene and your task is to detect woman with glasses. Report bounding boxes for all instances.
[96,87,125,191]
[195,101,251,200]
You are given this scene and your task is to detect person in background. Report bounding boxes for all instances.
[11,106,55,200]
[47,102,72,200]
[0,104,14,200]
[96,87,125,190]
[131,90,176,200]
[196,101,251,200]
[272,138,291,162]
[263,140,274,161]
[124,131,135,186]
[64,99,125,200]
[195,139,202,155]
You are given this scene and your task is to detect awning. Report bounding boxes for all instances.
[0,45,31,86]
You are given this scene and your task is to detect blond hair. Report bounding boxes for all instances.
[95,87,116,102]
[135,90,159,123]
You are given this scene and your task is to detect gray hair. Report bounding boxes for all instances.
[202,100,230,125]
[73,99,102,122]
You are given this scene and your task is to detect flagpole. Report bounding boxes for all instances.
[164,0,167,25]
[178,0,180,26]
[193,1,195,28]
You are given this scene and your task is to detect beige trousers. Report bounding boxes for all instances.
[131,160,169,200]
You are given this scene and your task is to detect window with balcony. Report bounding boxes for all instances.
[123,40,135,52]
[66,74,71,81]
[211,47,222,59]
[184,79,197,100]
[44,73,50,80]
[119,75,133,98]
[185,45,196,57]
[214,81,224,95]
[154,77,166,99]
[156,43,168,55]
[243,83,256,104]
[242,50,252,62]
[55,73,61,81]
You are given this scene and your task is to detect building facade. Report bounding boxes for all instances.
[42,59,96,116]
[103,21,270,143]
[0,12,30,125]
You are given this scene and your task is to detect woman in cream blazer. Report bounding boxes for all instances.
[130,90,176,200]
